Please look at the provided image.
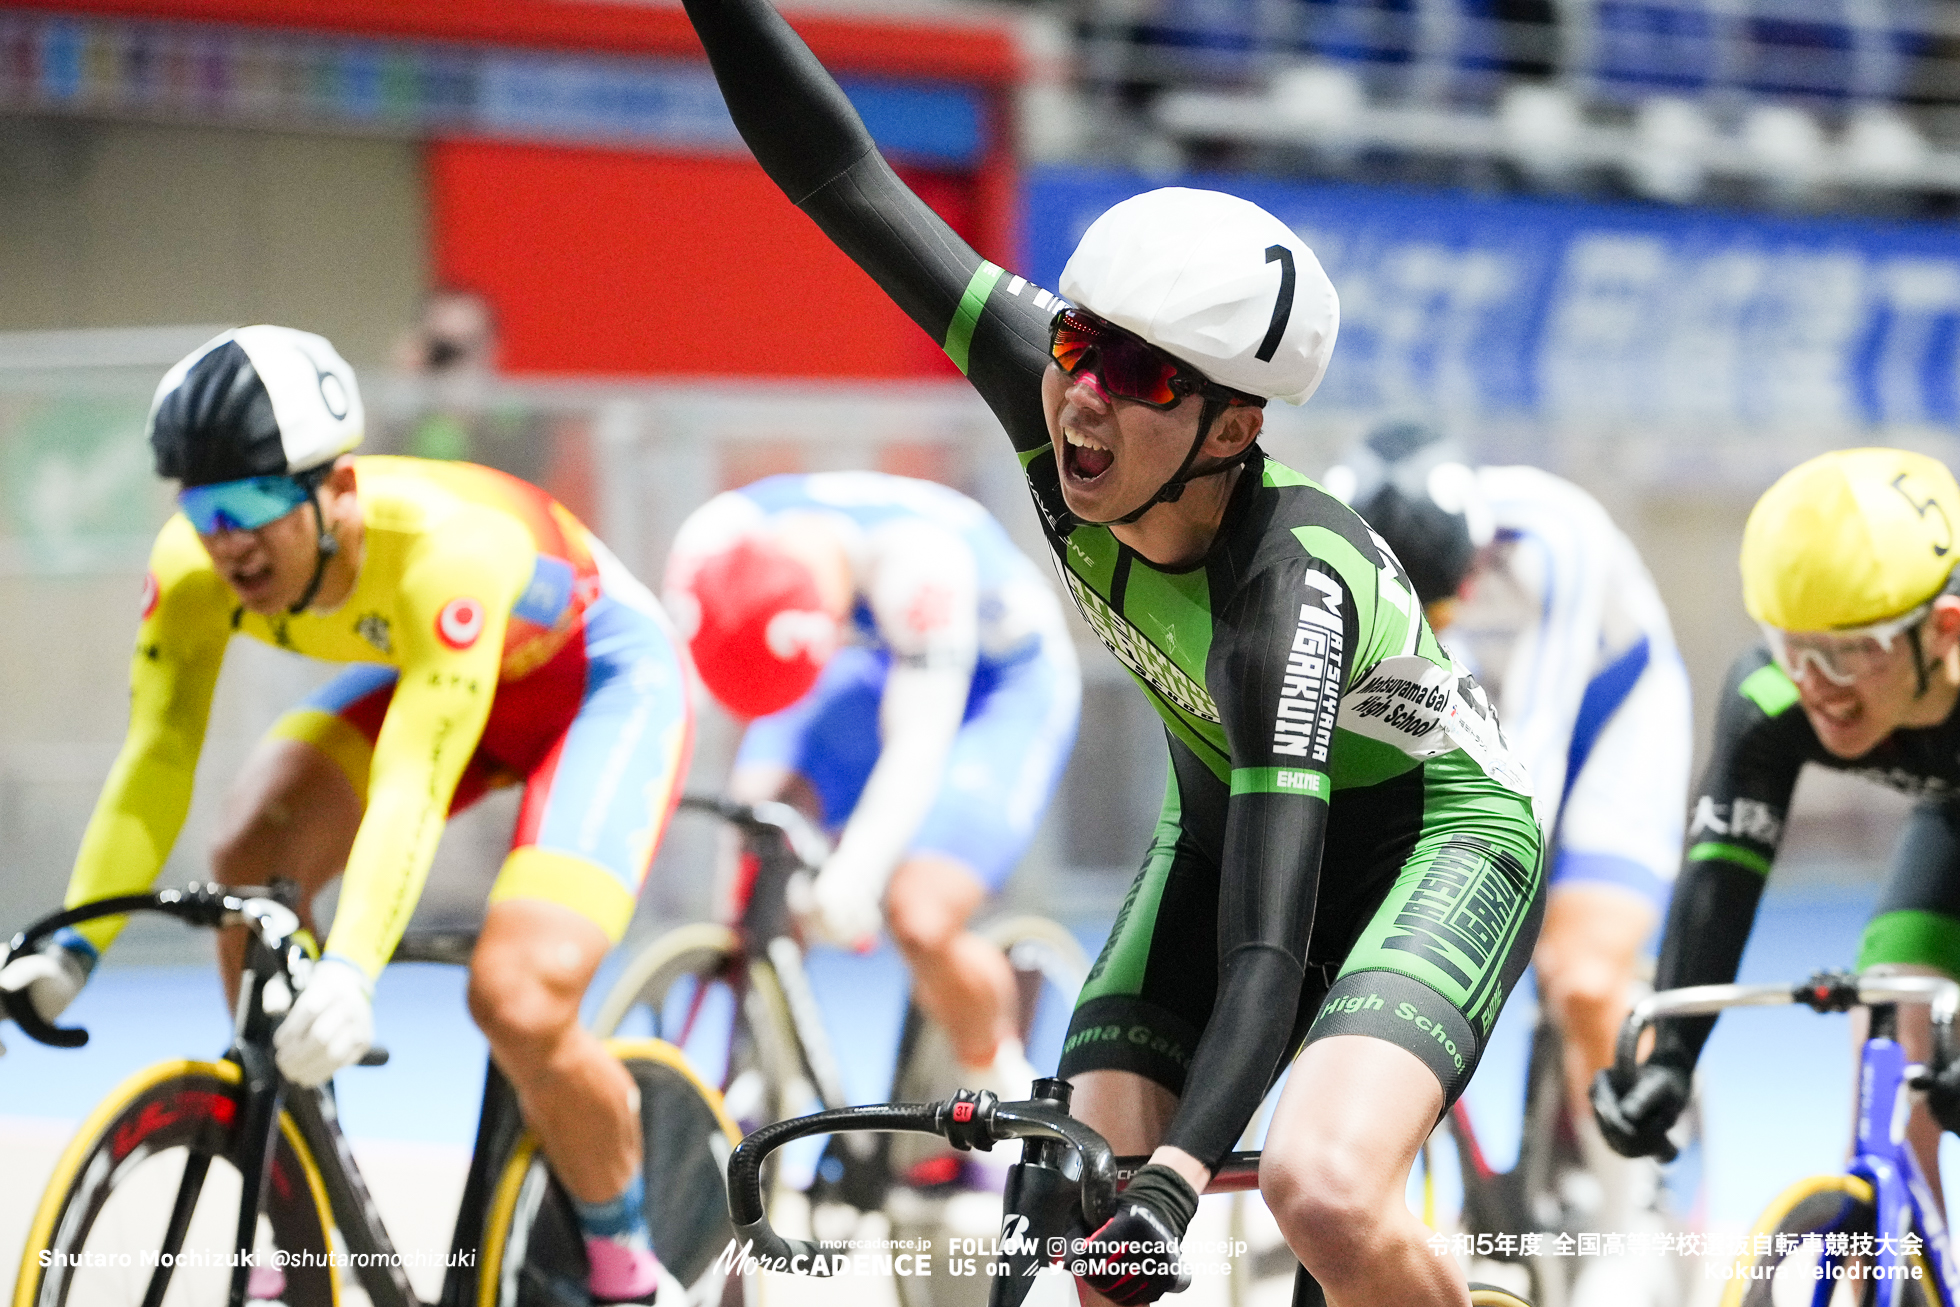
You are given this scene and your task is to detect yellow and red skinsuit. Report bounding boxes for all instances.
[66,456,681,981]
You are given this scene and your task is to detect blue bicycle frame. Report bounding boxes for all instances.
[1844,1026,1958,1305]
[1616,971,1960,1306]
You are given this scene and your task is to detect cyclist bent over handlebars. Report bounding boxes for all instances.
[665,473,1081,1117]
[669,1,1547,1300]
[0,328,693,1305]
[1594,449,1960,1212]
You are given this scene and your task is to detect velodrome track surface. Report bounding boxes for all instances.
[2,893,1945,1304]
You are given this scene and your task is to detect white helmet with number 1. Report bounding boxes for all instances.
[1060,187,1340,404]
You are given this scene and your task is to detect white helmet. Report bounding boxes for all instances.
[1060,188,1339,405]
[149,326,363,486]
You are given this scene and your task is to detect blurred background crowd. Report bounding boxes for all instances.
[5,0,1960,1262]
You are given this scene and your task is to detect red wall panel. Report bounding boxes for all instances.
[428,140,971,379]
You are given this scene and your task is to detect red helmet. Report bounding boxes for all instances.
[671,538,839,719]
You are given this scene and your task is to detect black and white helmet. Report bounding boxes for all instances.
[149,326,363,486]
[1060,187,1340,404]
[1323,422,1494,605]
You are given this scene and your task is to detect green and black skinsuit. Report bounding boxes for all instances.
[681,0,1544,1168]
[1652,648,1960,1072]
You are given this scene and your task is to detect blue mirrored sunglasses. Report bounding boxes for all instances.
[177,476,313,534]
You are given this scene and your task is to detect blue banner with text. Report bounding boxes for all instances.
[1027,169,1960,435]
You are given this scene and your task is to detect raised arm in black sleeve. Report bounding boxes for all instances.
[678,0,1057,458]
[1159,559,1354,1168]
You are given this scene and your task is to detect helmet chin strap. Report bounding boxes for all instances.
[288,483,341,615]
[1079,394,1255,529]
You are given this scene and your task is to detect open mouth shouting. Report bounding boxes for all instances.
[224,559,282,606]
[1063,426,1114,484]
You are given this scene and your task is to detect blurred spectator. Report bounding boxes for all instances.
[397,285,499,378]
[384,288,559,489]
[394,287,508,465]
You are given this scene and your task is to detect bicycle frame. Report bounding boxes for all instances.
[660,798,866,1125]
[1850,1016,1959,1305]
[666,796,1116,1217]
[2,888,531,1307]
[1618,970,1960,1306]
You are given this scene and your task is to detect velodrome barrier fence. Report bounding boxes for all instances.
[0,309,1948,960]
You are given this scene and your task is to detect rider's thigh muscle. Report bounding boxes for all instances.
[469,897,610,1053]
[210,736,362,897]
[885,854,987,951]
[1066,1068,1179,1157]
[1262,1035,1441,1221]
[1533,882,1656,1003]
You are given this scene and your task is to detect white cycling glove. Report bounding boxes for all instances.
[800,663,971,952]
[274,956,374,1087]
[807,861,887,952]
[0,933,95,1023]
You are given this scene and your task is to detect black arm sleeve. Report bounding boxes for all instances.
[1650,648,1807,1067]
[678,0,1057,458]
[1160,561,1354,1169]
[1650,861,1769,1066]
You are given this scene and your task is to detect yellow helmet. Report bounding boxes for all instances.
[1741,448,1960,631]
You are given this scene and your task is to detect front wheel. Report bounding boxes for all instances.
[13,1059,338,1307]
[1718,1174,1943,1307]
[477,1038,750,1307]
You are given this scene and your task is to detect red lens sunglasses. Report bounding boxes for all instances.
[1048,307,1229,410]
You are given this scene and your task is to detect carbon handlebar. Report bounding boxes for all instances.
[1611,970,1960,1080]
[677,794,829,873]
[2,883,305,1051]
[724,1088,1121,1273]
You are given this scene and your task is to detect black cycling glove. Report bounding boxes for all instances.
[1926,1054,1960,1134]
[1079,1164,1199,1305]
[1591,1055,1692,1161]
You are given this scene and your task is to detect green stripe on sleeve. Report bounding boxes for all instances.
[1859,909,1960,974]
[1687,841,1773,876]
[1738,663,1800,717]
[943,261,1005,376]
[1230,766,1329,798]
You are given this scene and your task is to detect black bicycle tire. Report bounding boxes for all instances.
[12,1058,338,1307]
[476,1039,752,1307]
[1718,1173,1943,1307]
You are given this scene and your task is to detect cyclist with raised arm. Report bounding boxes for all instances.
[663,472,1081,1119]
[1593,448,1960,1209]
[1329,423,1691,1299]
[0,327,693,1304]
[667,2,1546,1300]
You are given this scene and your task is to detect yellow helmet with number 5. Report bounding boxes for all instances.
[1741,448,1960,631]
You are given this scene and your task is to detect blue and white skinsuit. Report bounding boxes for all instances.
[1442,465,1691,909]
[670,471,1082,911]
